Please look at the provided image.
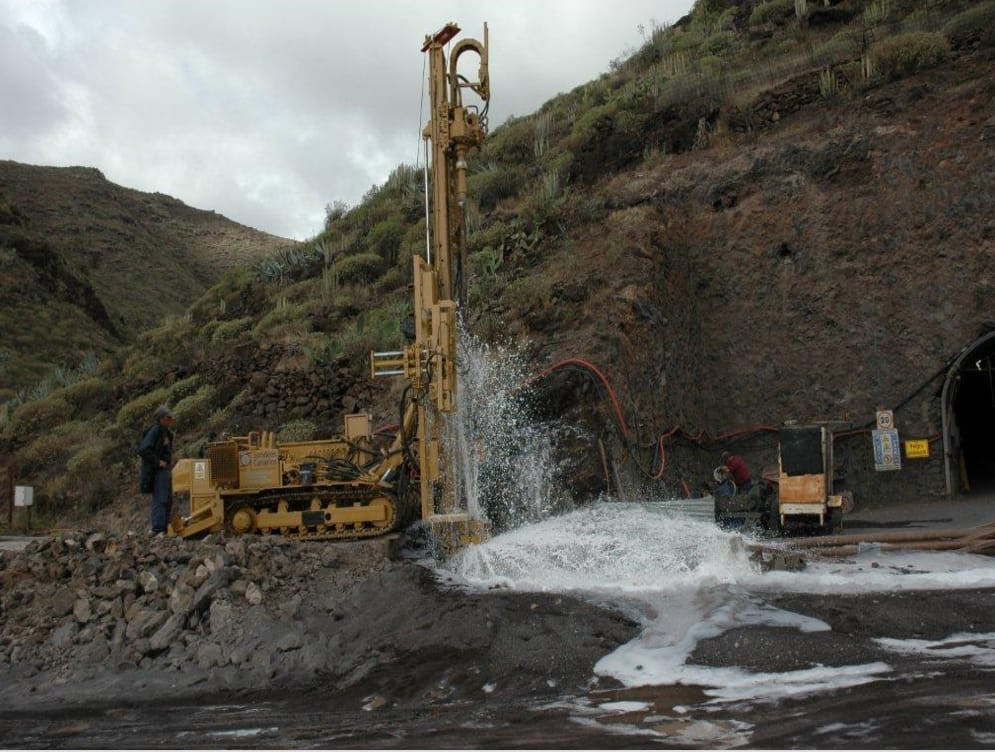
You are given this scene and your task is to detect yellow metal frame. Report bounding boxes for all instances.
[777,426,842,527]
[371,22,491,549]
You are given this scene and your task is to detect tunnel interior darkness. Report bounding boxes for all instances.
[951,344,995,494]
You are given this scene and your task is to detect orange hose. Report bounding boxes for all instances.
[533,358,632,438]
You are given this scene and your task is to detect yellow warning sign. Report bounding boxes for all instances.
[904,439,930,459]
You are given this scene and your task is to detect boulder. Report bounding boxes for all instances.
[275,630,303,653]
[85,533,107,553]
[149,613,186,653]
[138,571,159,594]
[245,582,263,606]
[125,609,167,641]
[169,584,195,615]
[49,620,77,649]
[49,588,76,617]
[191,569,226,614]
[77,636,110,664]
[196,642,224,669]
[208,600,234,637]
[73,598,92,624]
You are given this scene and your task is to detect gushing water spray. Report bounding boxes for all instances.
[447,324,571,532]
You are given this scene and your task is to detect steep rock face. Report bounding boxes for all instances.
[508,53,995,505]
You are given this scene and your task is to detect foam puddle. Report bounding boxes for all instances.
[446,500,995,707]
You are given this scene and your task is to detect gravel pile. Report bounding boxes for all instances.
[0,531,390,705]
[0,529,638,715]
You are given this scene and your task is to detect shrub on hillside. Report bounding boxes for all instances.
[468,164,524,210]
[252,300,311,340]
[672,27,707,52]
[394,220,426,273]
[64,439,118,513]
[333,252,385,285]
[367,216,404,266]
[501,275,551,313]
[564,103,616,154]
[814,28,863,65]
[17,420,89,476]
[173,384,216,427]
[169,374,202,403]
[871,32,950,80]
[942,2,995,48]
[468,219,511,255]
[748,0,795,26]
[66,439,113,478]
[484,116,536,164]
[700,30,737,56]
[116,387,171,431]
[60,377,112,418]
[329,299,409,364]
[206,316,253,344]
[374,267,405,294]
[3,395,72,441]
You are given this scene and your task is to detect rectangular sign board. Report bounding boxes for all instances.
[872,429,902,471]
[14,486,34,507]
[904,439,930,459]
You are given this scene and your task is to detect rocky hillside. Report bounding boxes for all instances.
[0,161,294,397]
[2,0,995,531]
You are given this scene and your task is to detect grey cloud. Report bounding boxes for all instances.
[0,21,70,140]
[2,0,691,239]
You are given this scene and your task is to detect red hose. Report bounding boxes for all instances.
[532,358,632,438]
[528,358,860,483]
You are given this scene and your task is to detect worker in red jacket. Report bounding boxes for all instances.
[720,451,753,493]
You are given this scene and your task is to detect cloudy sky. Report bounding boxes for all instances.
[1,0,694,240]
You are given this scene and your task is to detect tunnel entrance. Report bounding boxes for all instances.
[943,332,995,496]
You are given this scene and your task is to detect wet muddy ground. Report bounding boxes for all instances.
[3,594,995,750]
[3,495,995,748]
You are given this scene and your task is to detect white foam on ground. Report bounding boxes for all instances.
[598,700,651,713]
[874,631,995,667]
[446,500,995,703]
[206,727,278,739]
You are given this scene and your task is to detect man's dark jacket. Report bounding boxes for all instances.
[138,423,173,475]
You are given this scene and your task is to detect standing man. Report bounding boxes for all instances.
[139,405,175,535]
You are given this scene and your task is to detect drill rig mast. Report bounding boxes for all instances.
[169,23,490,548]
[372,22,490,546]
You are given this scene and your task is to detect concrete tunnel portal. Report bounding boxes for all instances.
[943,331,995,496]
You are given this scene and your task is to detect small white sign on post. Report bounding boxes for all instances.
[876,410,895,430]
[14,486,34,507]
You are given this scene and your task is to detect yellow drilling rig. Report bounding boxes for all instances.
[170,22,490,549]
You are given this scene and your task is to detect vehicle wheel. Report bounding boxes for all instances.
[840,490,855,514]
[226,503,257,536]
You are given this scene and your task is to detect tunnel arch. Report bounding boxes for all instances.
[942,330,995,496]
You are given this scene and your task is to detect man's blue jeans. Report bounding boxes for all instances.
[150,467,173,533]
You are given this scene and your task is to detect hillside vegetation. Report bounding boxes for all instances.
[0,162,294,400]
[2,0,994,530]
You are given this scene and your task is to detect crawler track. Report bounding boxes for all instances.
[222,486,403,541]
